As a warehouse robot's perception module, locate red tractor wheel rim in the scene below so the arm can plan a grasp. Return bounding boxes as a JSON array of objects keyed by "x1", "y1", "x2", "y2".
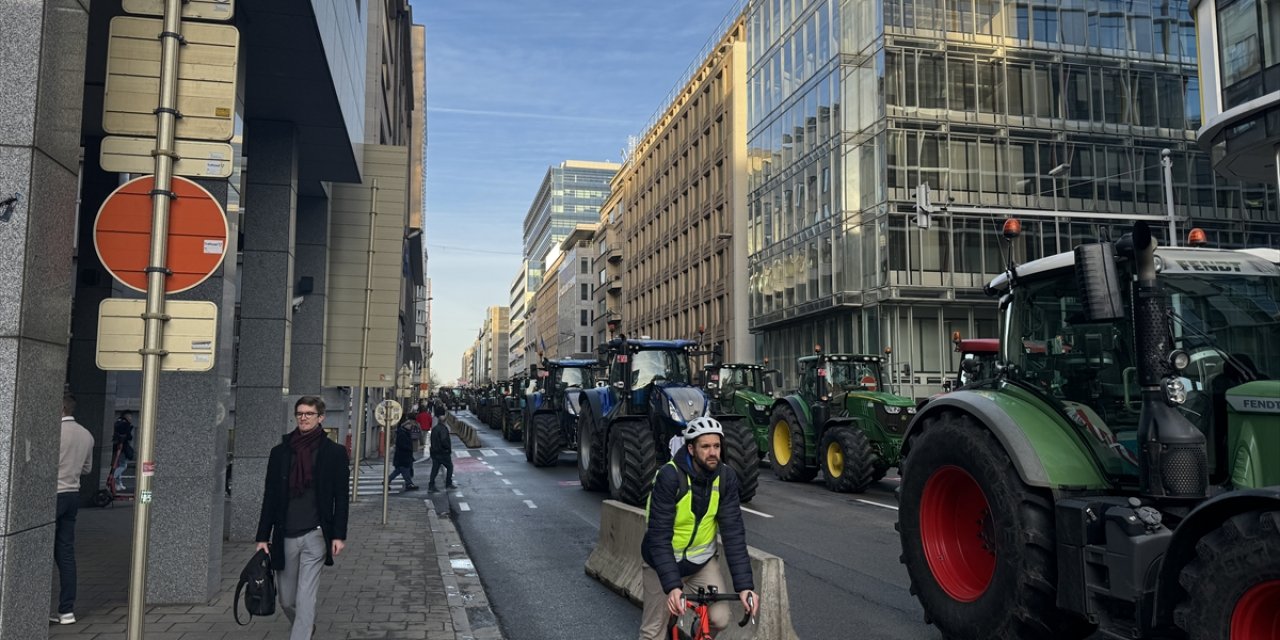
[
  {"x1": 1232, "y1": 580, "x2": 1280, "y2": 639},
  {"x1": 919, "y1": 465, "x2": 996, "y2": 602}
]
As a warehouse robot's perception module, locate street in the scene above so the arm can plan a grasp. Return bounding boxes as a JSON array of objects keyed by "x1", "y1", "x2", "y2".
[{"x1": 430, "y1": 410, "x2": 936, "y2": 640}]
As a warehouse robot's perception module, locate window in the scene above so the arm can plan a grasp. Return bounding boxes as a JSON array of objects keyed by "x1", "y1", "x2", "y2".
[
  {"x1": 1219, "y1": 0, "x2": 1261, "y2": 85},
  {"x1": 581, "y1": 336, "x2": 590, "y2": 353},
  {"x1": 580, "y1": 309, "x2": 589, "y2": 326},
  {"x1": 580, "y1": 283, "x2": 589, "y2": 301},
  {"x1": 580, "y1": 258, "x2": 590, "y2": 274}
]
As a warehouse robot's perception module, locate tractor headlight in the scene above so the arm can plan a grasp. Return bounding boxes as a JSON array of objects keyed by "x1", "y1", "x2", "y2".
[
  {"x1": 668, "y1": 399, "x2": 685, "y2": 423},
  {"x1": 906, "y1": 406, "x2": 917, "y2": 414},
  {"x1": 884, "y1": 405, "x2": 902, "y2": 415},
  {"x1": 1163, "y1": 377, "x2": 1187, "y2": 405}
]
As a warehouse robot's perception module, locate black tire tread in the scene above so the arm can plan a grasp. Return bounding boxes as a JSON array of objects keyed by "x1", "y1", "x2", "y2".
[
  {"x1": 530, "y1": 413, "x2": 562, "y2": 467},
  {"x1": 578, "y1": 409, "x2": 607, "y2": 491},
  {"x1": 769, "y1": 405, "x2": 816, "y2": 483},
  {"x1": 820, "y1": 427, "x2": 875, "y2": 493},
  {"x1": 720, "y1": 417, "x2": 760, "y2": 503},
  {"x1": 609, "y1": 419, "x2": 658, "y2": 506},
  {"x1": 1173, "y1": 509, "x2": 1280, "y2": 640}
]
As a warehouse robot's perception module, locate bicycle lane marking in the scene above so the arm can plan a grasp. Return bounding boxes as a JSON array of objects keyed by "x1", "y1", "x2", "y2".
[
  {"x1": 741, "y1": 506, "x2": 774, "y2": 519},
  {"x1": 855, "y1": 499, "x2": 899, "y2": 511}
]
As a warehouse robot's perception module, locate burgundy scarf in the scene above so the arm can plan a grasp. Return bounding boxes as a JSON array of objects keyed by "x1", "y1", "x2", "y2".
[{"x1": 288, "y1": 427, "x2": 326, "y2": 497}]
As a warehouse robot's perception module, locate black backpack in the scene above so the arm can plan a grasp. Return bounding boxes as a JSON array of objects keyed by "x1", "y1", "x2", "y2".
[{"x1": 234, "y1": 549, "x2": 276, "y2": 624}]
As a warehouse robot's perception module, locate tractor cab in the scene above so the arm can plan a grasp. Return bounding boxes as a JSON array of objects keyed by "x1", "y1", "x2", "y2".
[
  {"x1": 797, "y1": 352, "x2": 916, "y2": 430},
  {"x1": 601, "y1": 339, "x2": 701, "y2": 418},
  {"x1": 946, "y1": 335, "x2": 1001, "y2": 392}
]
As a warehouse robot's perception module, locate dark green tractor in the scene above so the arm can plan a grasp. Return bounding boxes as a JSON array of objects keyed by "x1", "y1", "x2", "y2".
[
  {"x1": 501, "y1": 375, "x2": 528, "y2": 443},
  {"x1": 768, "y1": 350, "x2": 915, "y2": 492},
  {"x1": 704, "y1": 363, "x2": 779, "y2": 458},
  {"x1": 524, "y1": 359, "x2": 599, "y2": 466}
]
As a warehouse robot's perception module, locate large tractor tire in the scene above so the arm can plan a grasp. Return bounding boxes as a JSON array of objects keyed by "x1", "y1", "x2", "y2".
[
  {"x1": 897, "y1": 411, "x2": 1093, "y2": 640},
  {"x1": 1174, "y1": 510, "x2": 1280, "y2": 640},
  {"x1": 607, "y1": 419, "x2": 658, "y2": 506},
  {"x1": 577, "y1": 410, "x2": 607, "y2": 491},
  {"x1": 530, "y1": 413, "x2": 562, "y2": 467},
  {"x1": 819, "y1": 427, "x2": 875, "y2": 493},
  {"x1": 523, "y1": 412, "x2": 535, "y2": 461},
  {"x1": 769, "y1": 406, "x2": 816, "y2": 483},
  {"x1": 503, "y1": 410, "x2": 522, "y2": 442},
  {"x1": 719, "y1": 418, "x2": 759, "y2": 503}
]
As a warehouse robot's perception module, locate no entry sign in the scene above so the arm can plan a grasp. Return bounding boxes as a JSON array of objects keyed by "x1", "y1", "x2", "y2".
[{"x1": 94, "y1": 175, "x2": 229, "y2": 294}]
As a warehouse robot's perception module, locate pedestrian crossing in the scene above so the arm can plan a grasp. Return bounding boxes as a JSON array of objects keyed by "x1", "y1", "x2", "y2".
[{"x1": 451, "y1": 447, "x2": 524, "y2": 459}]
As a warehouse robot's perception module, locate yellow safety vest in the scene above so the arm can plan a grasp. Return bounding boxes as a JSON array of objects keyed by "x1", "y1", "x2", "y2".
[{"x1": 646, "y1": 460, "x2": 721, "y2": 565}]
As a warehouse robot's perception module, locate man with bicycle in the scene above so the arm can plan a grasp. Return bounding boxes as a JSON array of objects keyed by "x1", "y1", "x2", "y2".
[{"x1": 640, "y1": 417, "x2": 760, "y2": 639}]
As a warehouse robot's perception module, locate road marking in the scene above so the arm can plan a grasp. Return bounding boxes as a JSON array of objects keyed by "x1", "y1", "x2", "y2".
[
  {"x1": 883, "y1": 477, "x2": 901, "y2": 483},
  {"x1": 856, "y1": 499, "x2": 899, "y2": 511},
  {"x1": 512, "y1": 489, "x2": 524, "y2": 496},
  {"x1": 493, "y1": 470, "x2": 503, "y2": 476},
  {"x1": 558, "y1": 480, "x2": 581, "y2": 487},
  {"x1": 501, "y1": 479, "x2": 512, "y2": 485},
  {"x1": 481, "y1": 449, "x2": 497, "y2": 457},
  {"x1": 508, "y1": 448, "x2": 523, "y2": 455},
  {"x1": 741, "y1": 506, "x2": 774, "y2": 519},
  {"x1": 454, "y1": 451, "x2": 471, "y2": 458},
  {"x1": 523, "y1": 500, "x2": 537, "y2": 509},
  {"x1": 455, "y1": 491, "x2": 463, "y2": 497},
  {"x1": 458, "y1": 502, "x2": 471, "y2": 512}
]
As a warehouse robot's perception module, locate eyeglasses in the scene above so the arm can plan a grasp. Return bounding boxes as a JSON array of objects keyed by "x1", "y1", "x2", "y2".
[{"x1": 295, "y1": 411, "x2": 319, "y2": 418}]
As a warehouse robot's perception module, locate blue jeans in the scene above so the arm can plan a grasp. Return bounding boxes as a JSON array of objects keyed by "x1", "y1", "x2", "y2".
[{"x1": 54, "y1": 492, "x2": 79, "y2": 614}]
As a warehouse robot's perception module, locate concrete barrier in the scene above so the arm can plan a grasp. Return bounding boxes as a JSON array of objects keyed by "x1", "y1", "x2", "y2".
[
  {"x1": 585, "y1": 500, "x2": 799, "y2": 640},
  {"x1": 445, "y1": 412, "x2": 482, "y2": 448}
]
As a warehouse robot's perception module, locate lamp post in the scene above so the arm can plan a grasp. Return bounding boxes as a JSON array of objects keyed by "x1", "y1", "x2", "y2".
[{"x1": 1048, "y1": 163, "x2": 1070, "y2": 253}]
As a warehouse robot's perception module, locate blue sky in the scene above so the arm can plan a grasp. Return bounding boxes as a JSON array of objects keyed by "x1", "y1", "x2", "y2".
[{"x1": 414, "y1": 0, "x2": 744, "y2": 382}]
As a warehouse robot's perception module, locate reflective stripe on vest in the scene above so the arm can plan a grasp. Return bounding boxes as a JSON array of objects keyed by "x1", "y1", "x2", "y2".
[{"x1": 646, "y1": 460, "x2": 721, "y2": 565}]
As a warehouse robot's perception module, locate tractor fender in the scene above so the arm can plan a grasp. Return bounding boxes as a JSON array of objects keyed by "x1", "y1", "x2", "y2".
[
  {"x1": 901, "y1": 391, "x2": 1109, "y2": 490},
  {"x1": 771, "y1": 396, "x2": 812, "y2": 429},
  {"x1": 1152, "y1": 487, "x2": 1280, "y2": 628},
  {"x1": 577, "y1": 388, "x2": 608, "y2": 436}
]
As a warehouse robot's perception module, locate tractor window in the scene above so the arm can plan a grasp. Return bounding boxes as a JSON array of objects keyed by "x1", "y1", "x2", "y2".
[
  {"x1": 826, "y1": 362, "x2": 882, "y2": 391},
  {"x1": 560, "y1": 367, "x2": 587, "y2": 388},
  {"x1": 630, "y1": 350, "x2": 691, "y2": 387}
]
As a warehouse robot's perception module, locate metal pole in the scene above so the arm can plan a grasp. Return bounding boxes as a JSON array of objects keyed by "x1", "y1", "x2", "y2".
[
  {"x1": 127, "y1": 0, "x2": 182, "y2": 637},
  {"x1": 1162, "y1": 149, "x2": 1177, "y2": 247},
  {"x1": 350, "y1": 178, "x2": 380, "y2": 502},
  {"x1": 382, "y1": 404, "x2": 392, "y2": 525}
]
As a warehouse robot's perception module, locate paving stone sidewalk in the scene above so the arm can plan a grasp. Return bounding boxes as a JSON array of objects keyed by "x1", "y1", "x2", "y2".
[{"x1": 48, "y1": 488, "x2": 488, "y2": 640}]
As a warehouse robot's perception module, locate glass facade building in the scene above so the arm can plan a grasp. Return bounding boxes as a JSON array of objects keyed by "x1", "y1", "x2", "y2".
[
  {"x1": 522, "y1": 160, "x2": 620, "y2": 290},
  {"x1": 746, "y1": 0, "x2": 1280, "y2": 398}
]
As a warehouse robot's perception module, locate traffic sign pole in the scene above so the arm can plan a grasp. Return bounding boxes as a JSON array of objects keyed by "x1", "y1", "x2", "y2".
[
  {"x1": 127, "y1": 0, "x2": 183, "y2": 637},
  {"x1": 350, "y1": 179, "x2": 381, "y2": 503}
]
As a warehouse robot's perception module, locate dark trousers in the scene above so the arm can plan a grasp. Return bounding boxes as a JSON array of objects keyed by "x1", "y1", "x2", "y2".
[
  {"x1": 429, "y1": 457, "x2": 453, "y2": 487},
  {"x1": 389, "y1": 464, "x2": 414, "y2": 485},
  {"x1": 54, "y1": 492, "x2": 79, "y2": 614}
]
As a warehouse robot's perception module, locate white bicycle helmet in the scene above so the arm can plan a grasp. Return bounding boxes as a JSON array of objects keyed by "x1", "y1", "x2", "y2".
[{"x1": 682, "y1": 416, "x2": 723, "y2": 441}]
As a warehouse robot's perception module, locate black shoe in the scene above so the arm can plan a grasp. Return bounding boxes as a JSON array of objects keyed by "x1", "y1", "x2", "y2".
[
  {"x1": 427, "y1": 485, "x2": 438, "y2": 493},
  {"x1": 445, "y1": 483, "x2": 458, "y2": 489},
  {"x1": 405, "y1": 484, "x2": 419, "y2": 491}
]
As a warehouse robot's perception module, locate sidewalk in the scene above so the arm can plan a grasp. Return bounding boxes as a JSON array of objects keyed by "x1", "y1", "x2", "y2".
[{"x1": 48, "y1": 479, "x2": 495, "y2": 640}]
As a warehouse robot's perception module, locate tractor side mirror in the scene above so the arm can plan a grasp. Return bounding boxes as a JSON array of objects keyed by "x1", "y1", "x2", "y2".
[
  {"x1": 612, "y1": 381, "x2": 625, "y2": 389},
  {"x1": 1075, "y1": 241, "x2": 1125, "y2": 321}
]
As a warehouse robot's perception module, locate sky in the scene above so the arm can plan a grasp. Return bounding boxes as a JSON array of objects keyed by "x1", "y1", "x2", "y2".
[{"x1": 414, "y1": 0, "x2": 746, "y2": 382}]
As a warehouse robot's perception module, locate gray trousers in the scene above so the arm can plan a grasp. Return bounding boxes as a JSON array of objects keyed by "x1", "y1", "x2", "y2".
[
  {"x1": 638, "y1": 555, "x2": 729, "y2": 640},
  {"x1": 277, "y1": 528, "x2": 325, "y2": 640}
]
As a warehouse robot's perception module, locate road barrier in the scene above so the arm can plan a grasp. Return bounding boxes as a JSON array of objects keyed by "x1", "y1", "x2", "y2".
[
  {"x1": 585, "y1": 500, "x2": 799, "y2": 640},
  {"x1": 445, "y1": 412, "x2": 481, "y2": 448}
]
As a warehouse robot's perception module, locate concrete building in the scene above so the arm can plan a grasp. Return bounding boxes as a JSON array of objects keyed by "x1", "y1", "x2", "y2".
[
  {"x1": 592, "y1": 188, "x2": 626, "y2": 347},
  {"x1": 744, "y1": 0, "x2": 1280, "y2": 397},
  {"x1": 522, "y1": 160, "x2": 619, "y2": 288},
  {"x1": 508, "y1": 261, "x2": 534, "y2": 376},
  {"x1": 556, "y1": 225, "x2": 601, "y2": 357},
  {"x1": 461, "y1": 345, "x2": 477, "y2": 386},
  {"x1": 608, "y1": 12, "x2": 753, "y2": 360},
  {"x1": 530, "y1": 258, "x2": 562, "y2": 362},
  {"x1": 0, "y1": 1, "x2": 423, "y2": 633},
  {"x1": 476, "y1": 306, "x2": 510, "y2": 384}
]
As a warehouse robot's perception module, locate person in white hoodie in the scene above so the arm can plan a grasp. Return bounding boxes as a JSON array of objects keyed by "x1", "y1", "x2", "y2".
[{"x1": 52, "y1": 393, "x2": 94, "y2": 625}]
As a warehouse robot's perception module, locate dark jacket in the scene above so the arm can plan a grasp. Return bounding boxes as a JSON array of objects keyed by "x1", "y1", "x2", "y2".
[
  {"x1": 255, "y1": 436, "x2": 350, "y2": 571},
  {"x1": 113, "y1": 417, "x2": 134, "y2": 444},
  {"x1": 429, "y1": 421, "x2": 452, "y2": 460},
  {"x1": 641, "y1": 450, "x2": 754, "y2": 594},
  {"x1": 393, "y1": 424, "x2": 416, "y2": 467}
]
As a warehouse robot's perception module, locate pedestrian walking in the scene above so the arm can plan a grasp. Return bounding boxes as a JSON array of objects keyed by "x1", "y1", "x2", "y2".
[
  {"x1": 111, "y1": 410, "x2": 134, "y2": 492},
  {"x1": 255, "y1": 396, "x2": 350, "y2": 640},
  {"x1": 52, "y1": 393, "x2": 94, "y2": 625},
  {"x1": 388, "y1": 419, "x2": 419, "y2": 491},
  {"x1": 415, "y1": 405, "x2": 433, "y2": 456},
  {"x1": 427, "y1": 410, "x2": 456, "y2": 492}
]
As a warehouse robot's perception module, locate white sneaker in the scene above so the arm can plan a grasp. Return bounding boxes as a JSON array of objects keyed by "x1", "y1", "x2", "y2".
[
  {"x1": 116, "y1": 482, "x2": 126, "y2": 492},
  {"x1": 50, "y1": 613, "x2": 75, "y2": 624}
]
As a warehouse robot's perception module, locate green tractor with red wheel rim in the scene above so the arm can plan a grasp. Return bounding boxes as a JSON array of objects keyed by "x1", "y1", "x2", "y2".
[
  {"x1": 897, "y1": 223, "x2": 1280, "y2": 640},
  {"x1": 767, "y1": 348, "x2": 915, "y2": 493}
]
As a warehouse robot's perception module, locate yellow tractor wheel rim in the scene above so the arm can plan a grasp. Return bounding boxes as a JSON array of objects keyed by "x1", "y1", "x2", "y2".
[
  {"x1": 774, "y1": 422, "x2": 792, "y2": 466},
  {"x1": 827, "y1": 441, "x2": 844, "y2": 478}
]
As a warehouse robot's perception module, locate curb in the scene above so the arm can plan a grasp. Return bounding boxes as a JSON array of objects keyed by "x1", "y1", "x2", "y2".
[{"x1": 425, "y1": 498, "x2": 504, "y2": 640}]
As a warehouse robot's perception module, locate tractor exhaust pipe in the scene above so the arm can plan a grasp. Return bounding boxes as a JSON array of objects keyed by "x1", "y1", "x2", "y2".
[{"x1": 1128, "y1": 223, "x2": 1208, "y2": 500}]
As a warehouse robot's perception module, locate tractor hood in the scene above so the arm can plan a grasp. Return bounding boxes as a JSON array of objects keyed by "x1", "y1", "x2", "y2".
[
  {"x1": 844, "y1": 391, "x2": 915, "y2": 408},
  {"x1": 657, "y1": 384, "x2": 709, "y2": 424},
  {"x1": 735, "y1": 389, "x2": 774, "y2": 408}
]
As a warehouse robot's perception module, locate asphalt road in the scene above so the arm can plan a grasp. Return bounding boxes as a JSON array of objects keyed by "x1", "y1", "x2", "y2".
[{"x1": 435, "y1": 410, "x2": 937, "y2": 640}]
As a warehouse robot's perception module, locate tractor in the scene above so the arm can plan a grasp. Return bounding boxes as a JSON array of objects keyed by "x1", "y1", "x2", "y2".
[
  {"x1": 575, "y1": 337, "x2": 760, "y2": 506},
  {"x1": 897, "y1": 222, "x2": 1280, "y2": 640},
  {"x1": 917, "y1": 335, "x2": 1003, "y2": 410},
  {"x1": 768, "y1": 349, "x2": 915, "y2": 493},
  {"x1": 524, "y1": 358, "x2": 599, "y2": 467},
  {"x1": 704, "y1": 362, "x2": 780, "y2": 459},
  {"x1": 500, "y1": 374, "x2": 529, "y2": 443}
]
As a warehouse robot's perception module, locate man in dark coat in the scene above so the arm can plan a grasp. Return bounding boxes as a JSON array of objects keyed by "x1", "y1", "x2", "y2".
[
  {"x1": 255, "y1": 396, "x2": 349, "y2": 640},
  {"x1": 427, "y1": 411, "x2": 456, "y2": 492},
  {"x1": 388, "y1": 419, "x2": 418, "y2": 491}
]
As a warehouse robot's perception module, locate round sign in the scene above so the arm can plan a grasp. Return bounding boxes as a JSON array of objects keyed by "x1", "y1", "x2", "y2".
[
  {"x1": 375, "y1": 400, "x2": 403, "y2": 427},
  {"x1": 94, "y1": 175, "x2": 229, "y2": 294}
]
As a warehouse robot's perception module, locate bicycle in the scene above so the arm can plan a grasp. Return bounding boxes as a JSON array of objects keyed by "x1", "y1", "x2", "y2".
[{"x1": 667, "y1": 586, "x2": 756, "y2": 640}]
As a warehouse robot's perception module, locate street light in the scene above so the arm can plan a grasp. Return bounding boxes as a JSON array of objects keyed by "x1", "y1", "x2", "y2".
[{"x1": 1048, "y1": 163, "x2": 1070, "y2": 253}]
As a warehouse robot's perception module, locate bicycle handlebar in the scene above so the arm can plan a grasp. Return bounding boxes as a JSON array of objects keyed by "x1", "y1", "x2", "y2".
[{"x1": 680, "y1": 591, "x2": 757, "y2": 628}]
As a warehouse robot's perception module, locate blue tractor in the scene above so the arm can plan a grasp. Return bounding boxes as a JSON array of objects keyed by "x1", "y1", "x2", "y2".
[
  {"x1": 575, "y1": 337, "x2": 760, "y2": 506},
  {"x1": 523, "y1": 358, "x2": 600, "y2": 467}
]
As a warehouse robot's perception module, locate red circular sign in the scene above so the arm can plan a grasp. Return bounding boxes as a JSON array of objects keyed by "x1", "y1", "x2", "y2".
[{"x1": 94, "y1": 175, "x2": 229, "y2": 294}]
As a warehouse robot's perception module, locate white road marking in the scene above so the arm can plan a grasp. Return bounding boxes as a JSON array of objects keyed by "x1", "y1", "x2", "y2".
[
  {"x1": 509, "y1": 448, "x2": 524, "y2": 455},
  {"x1": 523, "y1": 500, "x2": 538, "y2": 509},
  {"x1": 454, "y1": 451, "x2": 472, "y2": 458},
  {"x1": 501, "y1": 479, "x2": 512, "y2": 485},
  {"x1": 481, "y1": 449, "x2": 497, "y2": 457},
  {"x1": 493, "y1": 470, "x2": 504, "y2": 476},
  {"x1": 455, "y1": 491, "x2": 463, "y2": 497},
  {"x1": 740, "y1": 507, "x2": 774, "y2": 519},
  {"x1": 458, "y1": 502, "x2": 471, "y2": 512},
  {"x1": 512, "y1": 489, "x2": 524, "y2": 496},
  {"x1": 856, "y1": 499, "x2": 899, "y2": 511}
]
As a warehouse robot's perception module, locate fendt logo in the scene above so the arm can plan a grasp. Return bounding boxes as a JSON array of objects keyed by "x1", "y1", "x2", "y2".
[
  {"x1": 1243, "y1": 398, "x2": 1280, "y2": 411},
  {"x1": 1174, "y1": 259, "x2": 1244, "y2": 273}
]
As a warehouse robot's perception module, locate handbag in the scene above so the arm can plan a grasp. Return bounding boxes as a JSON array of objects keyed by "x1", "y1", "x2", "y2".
[{"x1": 234, "y1": 549, "x2": 276, "y2": 624}]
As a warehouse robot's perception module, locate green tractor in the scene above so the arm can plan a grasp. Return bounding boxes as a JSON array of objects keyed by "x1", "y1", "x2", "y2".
[
  {"x1": 768, "y1": 349, "x2": 915, "y2": 492},
  {"x1": 897, "y1": 223, "x2": 1280, "y2": 640},
  {"x1": 501, "y1": 375, "x2": 528, "y2": 443},
  {"x1": 704, "y1": 362, "x2": 780, "y2": 458}
]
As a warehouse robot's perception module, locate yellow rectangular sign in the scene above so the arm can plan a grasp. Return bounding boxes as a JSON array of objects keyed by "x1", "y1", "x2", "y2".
[
  {"x1": 104, "y1": 17, "x2": 239, "y2": 142},
  {"x1": 122, "y1": 0, "x2": 234, "y2": 21},
  {"x1": 96, "y1": 299, "x2": 219, "y2": 372},
  {"x1": 100, "y1": 135, "x2": 234, "y2": 178}
]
